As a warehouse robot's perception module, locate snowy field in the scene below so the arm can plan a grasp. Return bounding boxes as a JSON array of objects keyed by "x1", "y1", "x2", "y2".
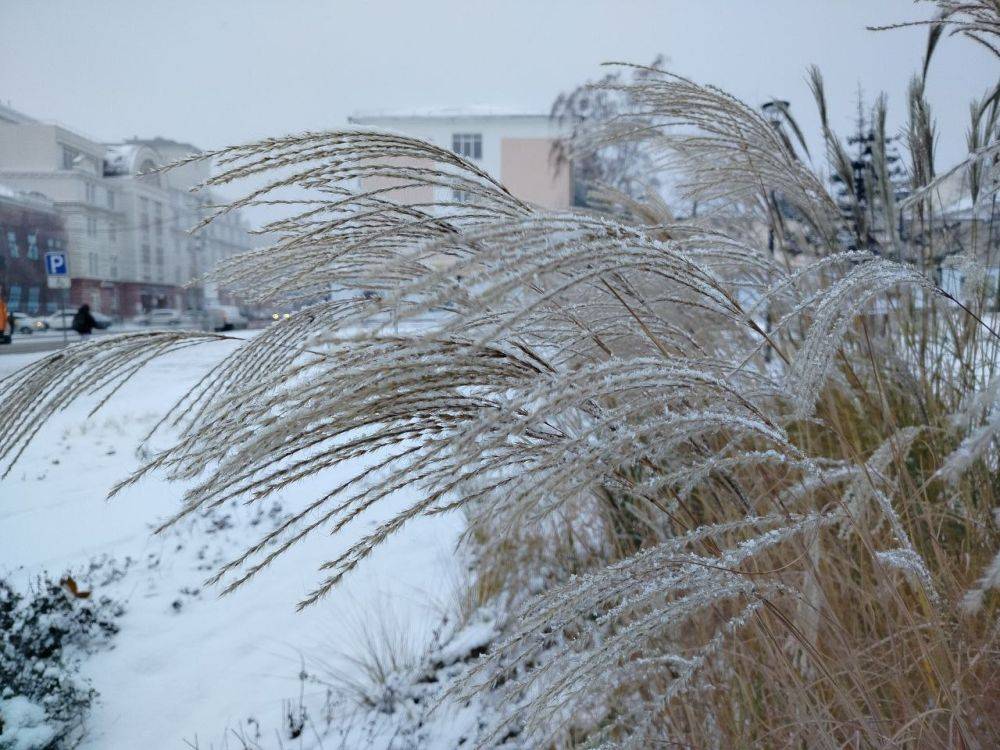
[{"x1": 0, "y1": 336, "x2": 467, "y2": 749}]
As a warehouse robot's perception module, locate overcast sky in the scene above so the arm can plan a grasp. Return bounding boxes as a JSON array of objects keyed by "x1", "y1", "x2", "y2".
[{"x1": 0, "y1": 1, "x2": 993, "y2": 225}]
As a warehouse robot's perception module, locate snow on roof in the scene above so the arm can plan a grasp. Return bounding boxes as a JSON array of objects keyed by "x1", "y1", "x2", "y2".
[
  {"x1": 0, "y1": 183, "x2": 56, "y2": 210},
  {"x1": 0, "y1": 101, "x2": 37, "y2": 125},
  {"x1": 128, "y1": 136, "x2": 201, "y2": 153},
  {"x1": 935, "y1": 171, "x2": 997, "y2": 221},
  {"x1": 103, "y1": 144, "x2": 142, "y2": 176},
  {"x1": 944, "y1": 192, "x2": 998, "y2": 221},
  {"x1": 350, "y1": 104, "x2": 549, "y2": 121}
]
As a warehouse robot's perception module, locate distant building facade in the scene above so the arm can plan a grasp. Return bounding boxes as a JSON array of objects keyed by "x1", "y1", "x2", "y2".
[
  {"x1": 103, "y1": 138, "x2": 251, "y2": 313},
  {"x1": 0, "y1": 184, "x2": 67, "y2": 315},
  {"x1": 348, "y1": 107, "x2": 572, "y2": 209},
  {"x1": 0, "y1": 103, "x2": 254, "y2": 317},
  {"x1": 0, "y1": 102, "x2": 123, "y2": 313}
]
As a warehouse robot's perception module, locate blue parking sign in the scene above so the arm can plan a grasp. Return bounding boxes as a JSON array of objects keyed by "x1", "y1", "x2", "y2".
[{"x1": 45, "y1": 251, "x2": 68, "y2": 276}]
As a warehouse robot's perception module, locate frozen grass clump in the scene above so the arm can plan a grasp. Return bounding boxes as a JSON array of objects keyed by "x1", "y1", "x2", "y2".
[{"x1": 3, "y1": 3, "x2": 1000, "y2": 746}]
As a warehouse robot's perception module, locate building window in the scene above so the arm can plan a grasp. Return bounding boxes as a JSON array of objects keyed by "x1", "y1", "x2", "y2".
[
  {"x1": 26, "y1": 232, "x2": 38, "y2": 260},
  {"x1": 7, "y1": 230, "x2": 18, "y2": 257},
  {"x1": 27, "y1": 286, "x2": 40, "y2": 314},
  {"x1": 85, "y1": 182, "x2": 96, "y2": 203},
  {"x1": 451, "y1": 189, "x2": 475, "y2": 204},
  {"x1": 452, "y1": 133, "x2": 482, "y2": 159},
  {"x1": 141, "y1": 243, "x2": 151, "y2": 263},
  {"x1": 106, "y1": 189, "x2": 115, "y2": 209},
  {"x1": 154, "y1": 203, "x2": 162, "y2": 237},
  {"x1": 109, "y1": 221, "x2": 117, "y2": 242},
  {"x1": 87, "y1": 217, "x2": 97, "y2": 236},
  {"x1": 8, "y1": 284, "x2": 21, "y2": 309},
  {"x1": 110, "y1": 254, "x2": 119, "y2": 279},
  {"x1": 155, "y1": 245, "x2": 164, "y2": 266},
  {"x1": 62, "y1": 146, "x2": 79, "y2": 170},
  {"x1": 89, "y1": 252, "x2": 99, "y2": 276}
]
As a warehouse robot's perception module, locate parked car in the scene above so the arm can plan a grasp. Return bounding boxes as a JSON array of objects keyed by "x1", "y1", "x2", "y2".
[
  {"x1": 11, "y1": 313, "x2": 48, "y2": 334},
  {"x1": 207, "y1": 305, "x2": 248, "y2": 332},
  {"x1": 43, "y1": 308, "x2": 112, "y2": 331},
  {"x1": 43, "y1": 309, "x2": 78, "y2": 330},
  {"x1": 146, "y1": 309, "x2": 183, "y2": 327},
  {"x1": 91, "y1": 311, "x2": 112, "y2": 330}
]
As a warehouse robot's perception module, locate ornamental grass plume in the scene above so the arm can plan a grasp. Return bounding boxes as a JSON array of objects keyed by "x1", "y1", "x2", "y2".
[{"x1": 3, "y1": 3, "x2": 1000, "y2": 746}]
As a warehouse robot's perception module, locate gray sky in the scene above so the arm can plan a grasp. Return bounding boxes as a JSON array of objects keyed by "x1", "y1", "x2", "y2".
[{"x1": 0, "y1": 0, "x2": 994, "y2": 225}]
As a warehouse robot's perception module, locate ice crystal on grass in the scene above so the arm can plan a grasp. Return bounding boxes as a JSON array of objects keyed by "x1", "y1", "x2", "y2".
[
  {"x1": 875, "y1": 547, "x2": 940, "y2": 604},
  {"x1": 788, "y1": 260, "x2": 936, "y2": 417},
  {"x1": 4, "y1": 5, "x2": 1000, "y2": 746},
  {"x1": 960, "y1": 546, "x2": 1000, "y2": 614}
]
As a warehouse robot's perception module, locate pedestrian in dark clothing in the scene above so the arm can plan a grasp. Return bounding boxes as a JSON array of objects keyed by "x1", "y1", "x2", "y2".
[{"x1": 72, "y1": 304, "x2": 98, "y2": 336}]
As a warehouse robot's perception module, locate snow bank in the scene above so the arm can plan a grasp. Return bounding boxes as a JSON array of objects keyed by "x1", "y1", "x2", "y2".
[{"x1": 0, "y1": 339, "x2": 466, "y2": 749}]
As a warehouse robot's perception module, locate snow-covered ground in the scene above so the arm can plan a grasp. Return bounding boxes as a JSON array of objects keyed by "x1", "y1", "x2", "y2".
[{"x1": 0, "y1": 337, "x2": 467, "y2": 749}]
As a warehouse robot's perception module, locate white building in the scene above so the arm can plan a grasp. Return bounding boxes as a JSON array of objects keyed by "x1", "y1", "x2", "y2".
[
  {"x1": 347, "y1": 107, "x2": 572, "y2": 209},
  {"x1": 104, "y1": 138, "x2": 252, "y2": 311},
  {"x1": 0, "y1": 103, "x2": 255, "y2": 316},
  {"x1": 0, "y1": 102, "x2": 124, "y2": 311}
]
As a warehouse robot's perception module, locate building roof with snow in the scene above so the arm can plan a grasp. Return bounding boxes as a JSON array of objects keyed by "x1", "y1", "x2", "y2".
[
  {"x1": 349, "y1": 105, "x2": 549, "y2": 123},
  {"x1": 0, "y1": 102, "x2": 37, "y2": 126},
  {"x1": 126, "y1": 136, "x2": 200, "y2": 153},
  {"x1": 0, "y1": 181, "x2": 57, "y2": 212},
  {"x1": 103, "y1": 144, "x2": 146, "y2": 177}
]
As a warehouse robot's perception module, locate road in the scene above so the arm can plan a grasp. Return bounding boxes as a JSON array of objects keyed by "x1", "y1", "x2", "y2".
[
  {"x1": 0, "y1": 330, "x2": 118, "y2": 355},
  {"x1": 1, "y1": 325, "x2": 265, "y2": 358}
]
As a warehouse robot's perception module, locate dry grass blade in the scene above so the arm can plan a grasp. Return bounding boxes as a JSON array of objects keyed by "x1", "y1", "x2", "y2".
[{"x1": 4, "y1": 6, "x2": 1000, "y2": 745}]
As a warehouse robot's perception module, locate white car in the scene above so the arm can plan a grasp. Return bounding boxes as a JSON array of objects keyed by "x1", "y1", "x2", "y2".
[
  {"x1": 146, "y1": 309, "x2": 183, "y2": 327},
  {"x1": 43, "y1": 308, "x2": 113, "y2": 331},
  {"x1": 43, "y1": 309, "x2": 78, "y2": 330},
  {"x1": 10, "y1": 313, "x2": 48, "y2": 334},
  {"x1": 91, "y1": 311, "x2": 113, "y2": 329}
]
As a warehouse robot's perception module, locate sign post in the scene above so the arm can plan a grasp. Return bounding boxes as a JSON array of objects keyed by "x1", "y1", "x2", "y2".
[{"x1": 45, "y1": 251, "x2": 70, "y2": 347}]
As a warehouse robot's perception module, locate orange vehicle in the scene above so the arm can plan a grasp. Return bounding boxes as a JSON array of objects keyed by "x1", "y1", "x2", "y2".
[{"x1": 0, "y1": 295, "x2": 10, "y2": 344}]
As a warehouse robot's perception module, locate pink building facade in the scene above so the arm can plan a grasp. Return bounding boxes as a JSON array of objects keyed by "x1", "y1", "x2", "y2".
[{"x1": 348, "y1": 108, "x2": 572, "y2": 210}]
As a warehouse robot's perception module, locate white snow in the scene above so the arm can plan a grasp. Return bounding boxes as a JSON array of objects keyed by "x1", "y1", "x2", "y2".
[
  {"x1": 434, "y1": 614, "x2": 497, "y2": 667},
  {"x1": 0, "y1": 337, "x2": 466, "y2": 748},
  {"x1": 0, "y1": 184, "x2": 53, "y2": 210},
  {"x1": 0, "y1": 696, "x2": 56, "y2": 750},
  {"x1": 101, "y1": 144, "x2": 141, "y2": 177}
]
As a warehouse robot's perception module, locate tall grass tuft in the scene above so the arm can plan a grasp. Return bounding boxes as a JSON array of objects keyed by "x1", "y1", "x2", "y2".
[{"x1": 3, "y1": 5, "x2": 1000, "y2": 747}]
